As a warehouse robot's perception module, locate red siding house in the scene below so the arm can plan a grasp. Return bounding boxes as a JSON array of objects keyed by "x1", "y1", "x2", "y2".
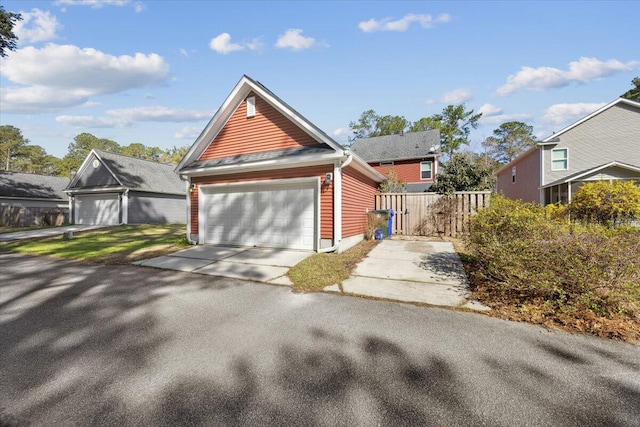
[
  {"x1": 350, "y1": 130, "x2": 440, "y2": 192},
  {"x1": 175, "y1": 75, "x2": 383, "y2": 252}
]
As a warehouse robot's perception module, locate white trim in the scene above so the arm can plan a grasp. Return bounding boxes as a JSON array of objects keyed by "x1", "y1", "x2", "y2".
[
  {"x1": 198, "y1": 177, "x2": 320, "y2": 250},
  {"x1": 121, "y1": 189, "x2": 129, "y2": 224},
  {"x1": 541, "y1": 98, "x2": 640, "y2": 143},
  {"x1": 542, "y1": 161, "x2": 640, "y2": 188},
  {"x1": 333, "y1": 161, "x2": 342, "y2": 249},
  {"x1": 65, "y1": 187, "x2": 127, "y2": 194},
  {"x1": 185, "y1": 178, "x2": 193, "y2": 243},
  {"x1": 550, "y1": 147, "x2": 568, "y2": 171}
]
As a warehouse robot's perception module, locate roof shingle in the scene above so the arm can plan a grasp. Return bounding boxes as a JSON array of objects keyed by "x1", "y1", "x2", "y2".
[
  {"x1": 0, "y1": 171, "x2": 69, "y2": 200},
  {"x1": 350, "y1": 130, "x2": 440, "y2": 163}
]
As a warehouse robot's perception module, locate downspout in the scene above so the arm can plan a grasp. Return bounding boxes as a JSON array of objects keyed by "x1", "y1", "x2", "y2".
[
  {"x1": 318, "y1": 152, "x2": 353, "y2": 253},
  {"x1": 181, "y1": 175, "x2": 196, "y2": 244}
]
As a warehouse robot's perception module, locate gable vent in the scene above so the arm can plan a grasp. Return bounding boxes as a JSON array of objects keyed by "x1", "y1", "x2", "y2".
[{"x1": 246, "y1": 96, "x2": 256, "y2": 117}]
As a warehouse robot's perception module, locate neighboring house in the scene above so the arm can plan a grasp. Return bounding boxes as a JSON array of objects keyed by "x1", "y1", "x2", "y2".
[
  {"x1": 496, "y1": 98, "x2": 640, "y2": 204},
  {"x1": 65, "y1": 149, "x2": 186, "y2": 225},
  {"x1": 350, "y1": 130, "x2": 440, "y2": 192},
  {"x1": 0, "y1": 171, "x2": 70, "y2": 226},
  {"x1": 175, "y1": 75, "x2": 384, "y2": 252}
]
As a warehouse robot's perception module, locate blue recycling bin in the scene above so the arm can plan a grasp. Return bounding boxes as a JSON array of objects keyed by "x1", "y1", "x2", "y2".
[
  {"x1": 373, "y1": 209, "x2": 394, "y2": 239},
  {"x1": 388, "y1": 209, "x2": 395, "y2": 237}
]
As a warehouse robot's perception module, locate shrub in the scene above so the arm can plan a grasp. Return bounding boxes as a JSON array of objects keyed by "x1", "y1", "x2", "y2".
[
  {"x1": 570, "y1": 180, "x2": 640, "y2": 225},
  {"x1": 466, "y1": 195, "x2": 640, "y2": 329},
  {"x1": 379, "y1": 170, "x2": 406, "y2": 193}
]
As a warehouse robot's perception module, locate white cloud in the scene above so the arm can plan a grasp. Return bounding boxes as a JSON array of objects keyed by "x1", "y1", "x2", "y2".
[
  {"x1": 56, "y1": 106, "x2": 213, "y2": 128},
  {"x1": 209, "y1": 33, "x2": 245, "y2": 54},
  {"x1": 332, "y1": 128, "x2": 350, "y2": 138},
  {"x1": 54, "y1": 0, "x2": 130, "y2": 8},
  {"x1": 542, "y1": 102, "x2": 606, "y2": 125},
  {"x1": 134, "y1": 2, "x2": 145, "y2": 12},
  {"x1": 426, "y1": 87, "x2": 473, "y2": 104},
  {"x1": 174, "y1": 126, "x2": 203, "y2": 140},
  {"x1": 275, "y1": 29, "x2": 317, "y2": 51},
  {"x1": 246, "y1": 37, "x2": 265, "y2": 52},
  {"x1": 13, "y1": 9, "x2": 62, "y2": 43},
  {"x1": 477, "y1": 103, "x2": 532, "y2": 125},
  {"x1": 358, "y1": 13, "x2": 450, "y2": 33},
  {"x1": 0, "y1": 43, "x2": 169, "y2": 113},
  {"x1": 497, "y1": 57, "x2": 640, "y2": 96}
]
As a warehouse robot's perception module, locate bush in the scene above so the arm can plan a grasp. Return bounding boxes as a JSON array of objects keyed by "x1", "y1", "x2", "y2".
[
  {"x1": 379, "y1": 170, "x2": 406, "y2": 193},
  {"x1": 570, "y1": 181, "x2": 640, "y2": 225},
  {"x1": 466, "y1": 195, "x2": 640, "y2": 333}
]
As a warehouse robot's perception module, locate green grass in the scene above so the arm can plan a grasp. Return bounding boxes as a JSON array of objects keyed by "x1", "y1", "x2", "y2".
[
  {"x1": 0, "y1": 224, "x2": 189, "y2": 264},
  {"x1": 288, "y1": 240, "x2": 378, "y2": 292}
]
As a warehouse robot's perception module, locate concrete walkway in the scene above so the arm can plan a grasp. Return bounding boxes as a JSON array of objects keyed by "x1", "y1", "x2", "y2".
[
  {"x1": 134, "y1": 245, "x2": 312, "y2": 285},
  {"x1": 325, "y1": 239, "x2": 489, "y2": 311},
  {"x1": 0, "y1": 225, "x2": 107, "y2": 242}
]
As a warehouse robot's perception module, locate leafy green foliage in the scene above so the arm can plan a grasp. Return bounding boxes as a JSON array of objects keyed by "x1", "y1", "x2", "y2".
[
  {"x1": 621, "y1": 76, "x2": 640, "y2": 101},
  {"x1": 0, "y1": 5, "x2": 21, "y2": 58},
  {"x1": 0, "y1": 125, "x2": 29, "y2": 170},
  {"x1": 349, "y1": 109, "x2": 410, "y2": 141},
  {"x1": 466, "y1": 195, "x2": 640, "y2": 340},
  {"x1": 431, "y1": 152, "x2": 496, "y2": 193},
  {"x1": 570, "y1": 181, "x2": 640, "y2": 225},
  {"x1": 419, "y1": 104, "x2": 482, "y2": 157},
  {"x1": 379, "y1": 169, "x2": 406, "y2": 193},
  {"x1": 482, "y1": 121, "x2": 537, "y2": 164},
  {"x1": 11, "y1": 144, "x2": 61, "y2": 175}
]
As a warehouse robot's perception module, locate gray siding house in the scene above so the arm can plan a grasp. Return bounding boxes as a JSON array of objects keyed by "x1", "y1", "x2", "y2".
[
  {"x1": 65, "y1": 149, "x2": 186, "y2": 225},
  {"x1": 0, "y1": 171, "x2": 70, "y2": 226},
  {"x1": 496, "y1": 98, "x2": 640, "y2": 204}
]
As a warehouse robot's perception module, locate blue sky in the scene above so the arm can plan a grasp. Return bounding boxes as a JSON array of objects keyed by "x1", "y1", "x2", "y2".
[{"x1": 1, "y1": 0, "x2": 638, "y2": 159}]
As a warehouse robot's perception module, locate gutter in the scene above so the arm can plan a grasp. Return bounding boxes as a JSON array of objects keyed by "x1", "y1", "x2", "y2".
[{"x1": 318, "y1": 152, "x2": 354, "y2": 253}]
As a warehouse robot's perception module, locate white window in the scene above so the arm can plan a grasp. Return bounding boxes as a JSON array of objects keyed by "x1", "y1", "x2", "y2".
[
  {"x1": 512, "y1": 166, "x2": 516, "y2": 183},
  {"x1": 551, "y1": 148, "x2": 568, "y2": 171},
  {"x1": 420, "y1": 161, "x2": 432, "y2": 180},
  {"x1": 380, "y1": 161, "x2": 394, "y2": 166}
]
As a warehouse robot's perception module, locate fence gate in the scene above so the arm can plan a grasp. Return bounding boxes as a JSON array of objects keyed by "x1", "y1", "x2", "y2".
[{"x1": 375, "y1": 191, "x2": 490, "y2": 237}]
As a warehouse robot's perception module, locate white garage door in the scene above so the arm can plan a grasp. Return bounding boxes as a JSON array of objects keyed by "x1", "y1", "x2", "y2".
[
  {"x1": 75, "y1": 193, "x2": 120, "y2": 225},
  {"x1": 202, "y1": 180, "x2": 316, "y2": 250}
]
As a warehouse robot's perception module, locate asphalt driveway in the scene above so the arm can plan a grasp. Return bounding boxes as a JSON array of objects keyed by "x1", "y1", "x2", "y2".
[{"x1": 1, "y1": 253, "x2": 639, "y2": 426}]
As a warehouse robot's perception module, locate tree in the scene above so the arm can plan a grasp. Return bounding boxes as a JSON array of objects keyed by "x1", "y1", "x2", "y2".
[
  {"x1": 431, "y1": 152, "x2": 497, "y2": 193},
  {"x1": 621, "y1": 77, "x2": 640, "y2": 101},
  {"x1": 58, "y1": 133, "x2": 121, "y2": 177},
  {"x1": 12, "y1": 145, "x2": 61, "y2": 175},
  {"x1": 416, "y1": 104, "x2": 482, "y2": 158},
  {"x1": 349, "y1": 109, "x2": 410, "y2": 141},
  {"x1": 0, "y1": 5, "x2": 21, "y2": 57},
  {"x1": 160, "y1": 145, "x2": 190, "y2": 165},
  {"x1": 0, "y1": 125, "x2": 29, "y2": 170},
  {"x1": 122, "y1": 143, "x2": 164, "y2": 161},
  {"x1": 379, "y1": 170, "x2": 407, "y2": 193},
  {"x1": 482, "y1": 121, "x2": 537, "y2": 164}
]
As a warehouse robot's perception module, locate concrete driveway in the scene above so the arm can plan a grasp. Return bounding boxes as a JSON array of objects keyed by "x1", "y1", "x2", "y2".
[
  {"x1": 326, "y1": 239, "x2": 487, "y2": 310},
  {"x1": 1, "y1": 253, "x2": 639, "y2": 426},
  {"x1": 135, "y1": 245, "x2": 312, "y2": 285},
  {"x1": 0, "y1": 224, "x2": 106, "y2": 242}
]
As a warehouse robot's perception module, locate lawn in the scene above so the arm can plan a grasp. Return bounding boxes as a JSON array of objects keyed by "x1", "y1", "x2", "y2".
[
  {"x1": 288, "y1": 240, "x2": 378, "y2": 292},
  {"x1": 0, "y1": 224, "x2": 189, "y2": 264}
]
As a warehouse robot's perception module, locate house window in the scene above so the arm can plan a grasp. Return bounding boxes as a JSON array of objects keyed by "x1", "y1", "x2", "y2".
[
  {"x1": 512, "y1": 166, "x2": 516, "y2": 183},
  {"x1": 551, "y1": 148, "x2": 568, "y2": 171},
  {"x1": 420, "y1": 161, "x2": 432, "y2": 180},
  {"x1": 380, "y1": 161, "x2": 394, "y2": 166}
]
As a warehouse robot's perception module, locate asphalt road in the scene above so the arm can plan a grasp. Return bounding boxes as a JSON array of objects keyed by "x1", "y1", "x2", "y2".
[{"x1": 1, "y1": 253, "x2": 639, "y2": 426}]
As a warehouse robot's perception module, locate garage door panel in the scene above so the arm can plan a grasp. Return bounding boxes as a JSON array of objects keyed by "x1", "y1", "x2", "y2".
[
  {"x1": 202, "y1": 181, "x2": 316, "y2": 250},
  {"x1": 76, "y1": 194, "x2": 119, "y2": 225}
]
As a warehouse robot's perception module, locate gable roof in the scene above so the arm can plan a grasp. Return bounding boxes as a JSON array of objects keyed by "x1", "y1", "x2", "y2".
[
  {"x1": 542, "y1": 160, "x2": 640, "y2": 188},
  {"x1": 66, "y1": 149, "x2": 185, "y2": 195},
  {"x1": 0, "y1": 171, "x2": 69, "y2": 200},
  {"x1": 174, "y1": 75, "x2": 382, "y2": 182},
  {"x1": 541, "y1": 97, "x2": 640, "y2": 143},
  {"x1": 349, "y1": 130, "x2": 440, "y2": 163}
]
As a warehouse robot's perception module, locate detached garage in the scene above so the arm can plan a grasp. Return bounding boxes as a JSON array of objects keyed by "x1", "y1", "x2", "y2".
[
  {"x1": 65, "y1": 149, "x2": 186, "y2": 225},
  {"x1": 176, "y1": 75, "x2": 384, "y2": 252}
]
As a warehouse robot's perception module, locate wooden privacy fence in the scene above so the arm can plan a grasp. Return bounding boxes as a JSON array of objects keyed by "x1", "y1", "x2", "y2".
[
  {"x1": 0, "y1": 206, "x2": 68, "y2": 227},
  {"x1": 375, "y1": 191, "x2": 491, "y2": 237}
]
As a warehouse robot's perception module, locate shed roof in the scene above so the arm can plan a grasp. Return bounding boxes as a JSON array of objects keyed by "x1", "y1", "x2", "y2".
[{"x1": 0, "y1": 171, "x2": 69, "y2": 200}]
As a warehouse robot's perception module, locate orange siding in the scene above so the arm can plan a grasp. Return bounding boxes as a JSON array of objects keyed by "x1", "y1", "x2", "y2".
[
  {"x1": 199, "y1": 92, "x2": 319, "y2": 161},
  {"x1": 342, "y1": 166, "x2": 379, "y2": 238},
  {"x1": 371, "y1": 158, "x2": 435, "y2": 183},
  {"x1": 191, "y1": 165, "x2": 333, "y2": 239}
]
